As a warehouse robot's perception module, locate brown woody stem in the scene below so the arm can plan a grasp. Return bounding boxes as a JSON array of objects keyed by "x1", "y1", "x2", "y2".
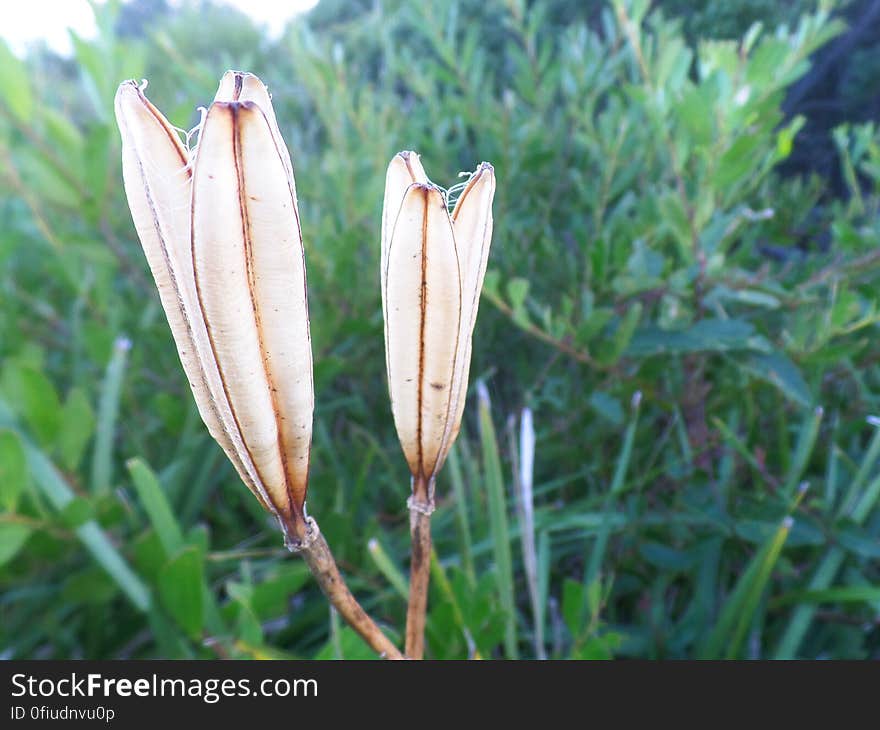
[
  {"x1": 405, "y1": 475, "x2": 434, "y2": 659},
  {"x1": 289, "y1": 516, "x2": 403, "y2": 660}
]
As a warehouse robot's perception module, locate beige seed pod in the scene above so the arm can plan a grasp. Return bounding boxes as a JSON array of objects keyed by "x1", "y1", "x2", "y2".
[
  {"x1": 381, "y1": 152, "x2": 496, "y2": 491},
  {"x1": 115, "y1": 72, "x2": 313, "y2": 544}
]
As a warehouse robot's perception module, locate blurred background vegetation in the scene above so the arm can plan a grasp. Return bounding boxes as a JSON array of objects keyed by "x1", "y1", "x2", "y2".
[{"x1": 2, "y1": 0, "x2": 879, "y2": 659}]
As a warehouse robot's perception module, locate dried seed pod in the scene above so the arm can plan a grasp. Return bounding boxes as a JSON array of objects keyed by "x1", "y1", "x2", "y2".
[
  {"x1": 381, "y1": 151, "x2": 496, "y2": 492},
  {"x1": 115, "y1": 72, "x2": 313, "y2": 544}
]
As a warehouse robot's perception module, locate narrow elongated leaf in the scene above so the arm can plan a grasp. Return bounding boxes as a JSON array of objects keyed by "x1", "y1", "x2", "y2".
[
  {"x1": 0, "y1": 429, "x2": 28, "y2": 511},
  {"x1": 0, "y1": 398, "x2": 150, "y2": 612},
  {"x1": 91, "y1": 337, "x2": 129, "y2": 495},
  {"x1": 700, "y1": 517, "x2": 792, "y2": 659},
  {"x1": 127, "y1": 458, "x2": 184, "y2": 557},
  {"x1": 741, "y1": 351, "x2": 812, "y2": 408},
  {"x1": 627, "y1": 318, "x2": 761, "y2": 357},
  {"x1": 0, "y1": 523, "x2": 32, "y2": 567},
  {"x1": 57, "y1": 387, "x2": 95, "y2": 472},
  {"x1": 477, "y1": 382, "x2": 518, "y2": 658},
  {"x1": 0, "y1": 40, "x2": 33, "y2": 122},
  {"x1": 158, "y1": 547, "x2": 204, "y2": 640}
]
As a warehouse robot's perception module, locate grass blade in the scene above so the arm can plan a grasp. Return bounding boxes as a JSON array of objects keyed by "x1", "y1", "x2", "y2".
[
  {"x1": 128, "y1": 459, "x2": 227, "y2": 639},
  {"x1": 824, "y1": 414, "x2": 840, "y2": 508},
  {"x1": 781, "y1": 406, "x2": 823, "y2": 498},
  {"x1": 771, "y1": 585, "x2": 880, "y2": 607},
  {"x1": 713, "y1": 413, "x2": 775, "y2": 487},
  {"x1": 700, "y1": 516, "x2": 792, "y2": 659},
  {"x1": 773, "y1": 547, "x2": 845, "y2": 659},
  {"x1": 91, "y1": 336, "x2": 130, "y2": 495},
  {"x1": 585, "y1": 391, "x2": 641, "y2": 588},
  {"x1": 367, "y1": 537, "x2": 409, "y2": 601},
  {"x1": 477, "y1": 381, "x2": 518, "y2": 659},
  {"x1": 775, "y1": 426, "x2": 880, "y2": 658},
  {"x1": 447, "y1": 443, "x2": 475, "y2": 585},
  {"x1": 838, "y1": 418, "x2": 880, "y2": 516},
  {"x1": 127, "y1": 457, "x2": 184, "y2": 556},
  {"x1": 0, "y1": 399, "x2": 150, "y2": 612},
  {"x1": 430, "y1": 550, "x2": 477, "y2": 658}
]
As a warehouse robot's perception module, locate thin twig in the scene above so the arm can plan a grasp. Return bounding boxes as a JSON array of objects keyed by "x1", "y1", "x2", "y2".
[
  {"x1": 484, "y1": 289, "x2": 607, "y2": 368},
  {"x1": 294, "y1": 517, "x2": 404, "y2": 660},
  {"x1": 405, "y1": 475, "x2": 433, "y2": 659}
]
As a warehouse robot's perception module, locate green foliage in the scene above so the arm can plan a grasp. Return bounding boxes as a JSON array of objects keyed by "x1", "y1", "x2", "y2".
[{"x1": 1, "y1": 0, "x2": 879, "y2": 659}]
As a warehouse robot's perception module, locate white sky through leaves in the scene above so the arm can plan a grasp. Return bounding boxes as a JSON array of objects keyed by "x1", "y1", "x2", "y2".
[{"x1": 1, "y1": 0, "x2": 319, "y2": 57}]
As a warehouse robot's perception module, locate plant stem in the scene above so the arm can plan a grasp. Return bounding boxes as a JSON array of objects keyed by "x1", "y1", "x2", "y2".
[
  {"x1": 292, "y1": 517, "x2": 404, "y2": 660},
  {"x1": 405, "y1": 475, "x2": 434, "y2": 659}
]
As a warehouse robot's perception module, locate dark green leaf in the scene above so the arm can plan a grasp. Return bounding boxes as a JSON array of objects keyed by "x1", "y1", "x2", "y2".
[
  {"x1": 0, "y1": 523, "x2": 32, "y2": 567},
  {"x1": 158, "y1": 547, "x2": 205, "y2": 640},
  {"x1": 0, "y1": 429, "x2": 28, "y2": 511}
]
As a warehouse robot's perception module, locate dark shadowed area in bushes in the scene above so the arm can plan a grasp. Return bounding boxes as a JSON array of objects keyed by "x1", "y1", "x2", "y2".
[{"x1": 1, "y1": 0, "x2": 879, "y2": 660}]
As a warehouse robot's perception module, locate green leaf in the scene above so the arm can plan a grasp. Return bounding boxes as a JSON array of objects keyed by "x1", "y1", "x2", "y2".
[
  {"x1": 576, "y1": 308, "x2": 615, "y2": 348},
  {"x1": 57, "y1": 387, "x2": 95, "y2": 471},
  {"x1": 58, "y1": 497, "x2": 94, "y2": 529},
  {"x1": 43, "y1": 107, "x2": 85, "y2": 152},
  {"x1": 700, "y1": 517, "x2": 792, "y2": 659},
  {"x1": 127, "y1": 457, "x2": 184, "y2": 558},
  {"x1": 571, "y1": 632, "x2": 623, "y2": 660},
  {"x1": 0, "y1": 397, "x2": 151, "y2": 612},
  {"x1": 507, "y1": 277, "x2": 530, "y2": 311},
  {"x1": 0, "y1": 40, "x2": 33, "y2": 122},
  {"x1": 561, "y1": 578, "x2": 585, "y2": 636},
  {"x1": 772, "y1": 586, "x2": 880, "y2": 607},
  {"x1": 314, "y1": 626, "x2": 377, "y2": 660},
  {"x1": 92, "y1": 337, "x2": 130, "y2": 495},
  {"x1": 781, "y1": 406, "x2": 824, "y2": 497},
  {"x1": 585, "y1": 393, "x2": 641, "y2": 586},
  {"x1": 588, "y1": 392, "x2": 624, "y2": 426},
  {"x1": 82, "y1": 123, "x2": 112, "y2": 220},
  {"x1": 597, "y1": 302, "x2": 643, "y2": 365},
  {"x1": 158, "y1": 547, "x2": 204, "y2": 640},
  {"x1": 482, "y1": 269, "x2": 501, "y2": 298},
  {"x1": 835, "y1": 526, "x2": 880, "y2": 559},
  {"x1": 627, "y1": 318, "x2": 764, "y2": 357},
  {"x1": 0, "y1": 523, "x2": 32, "y2": 567},
  {"x1": 477, "y1": 382, "x2": 518, "y2": 659},
  {"x1": 714, "y1": 131, "x2": 764, "y2": 191},
  {"x1": 367, "y1": 537, "x2": 409, "y2": 601},
  {"x1": 655, "y1": 193, "x2": 693, "y2": 260},
  {"x1": 676, "y1": 84, "x2": 715, "y2": 147},
  {"x1": 132, "y1": 529, "x2": 166, "y2": 584},
  {"x1": 249, "y1": 564, "x2": 310, "y2": 618},
  {"x1": 506, "y1": 277, "x2": 531, "y2": 327},
  {"x1": 234, "y1": 600, "x2": 264, "y2": 647},
  {"x1": 613, "y1": 241, "x2": 667, "y2": 293},
  {"x1": 1, "y1": 365, "x2": 62, "y2": 446},
  {"x1": 16, "y1": 150, "x2": 82, "y2": 209},
  {"x1": 71, "y1": 32, "x2": 112, "y2": 121},
  {"x1": 448, "y1": 444, "x2": 475, "y2": 585},
  {"x1": 639, "y1": 542, "x2": 698, "y2": 571},
  {"x1": 740, "y1": 352, "x2": 812, "y2": 407},
  {"x1": 704, "y1": 285, "x2": 780, "y2": 309},
  {"x1": 0, "y1": 429, "x2": 28, "y2": 511},
  {"x1": 62, "y1": 568, "x2": 119, "y2": 605}
]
